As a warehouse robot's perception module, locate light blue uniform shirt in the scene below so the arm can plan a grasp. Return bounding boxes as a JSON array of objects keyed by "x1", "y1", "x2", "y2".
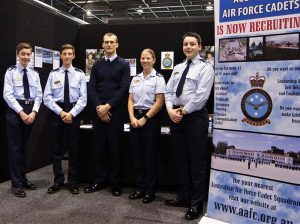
[
  {"x1": 129, "y1": 69, "x2": 166, "y2": 110},
  {"x1": 3, "y1": 64, "x2": 43, "y2": 113},
  {"x1": 43, "y1": 66, "x2": 87, "y2": 117},
  {"x1": 165, "y1": 55, "x2": 214, "y2": 114}
]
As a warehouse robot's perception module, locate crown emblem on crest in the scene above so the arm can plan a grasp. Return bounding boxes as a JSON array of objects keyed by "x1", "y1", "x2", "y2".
[
  {"x1": 165, "y1": 53, "x2": 170, "y2": 57},
  {"x1": 249, "y1": 73, "x2": 265, "y2": 88}
]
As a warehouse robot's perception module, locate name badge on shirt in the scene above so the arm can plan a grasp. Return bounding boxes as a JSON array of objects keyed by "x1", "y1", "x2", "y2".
[
  {"x1": 54, "y1": 80, "x2": 61, "y2": 85},
  {"x1": 14, "y1": 76, "x2": 21, "y2": 81},
  {"x1": 173, "y1": 71, "x2": 179, "y2": 76},
  {"x1": 132, "y1": 79, "x2": 141, "y2": 86}
]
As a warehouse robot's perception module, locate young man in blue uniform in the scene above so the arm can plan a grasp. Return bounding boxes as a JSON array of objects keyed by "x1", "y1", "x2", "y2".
[
  {"x1": 3, "y1": 42, "x2": 43, "y2": 197},
  {"x1": 85, "y1": 33, "x2": 131, "y2": 196},
  {"x1": 164, "y1": 32, "x2": 214, "y2": 220},
  {"x1": 43, "y1": 44, "x2": 87, "y2": 194}
]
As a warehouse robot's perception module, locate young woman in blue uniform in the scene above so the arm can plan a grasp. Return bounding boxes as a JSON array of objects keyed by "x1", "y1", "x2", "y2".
[{"x1": 128, "y1": 48, "x2": 166, "y2": 203}]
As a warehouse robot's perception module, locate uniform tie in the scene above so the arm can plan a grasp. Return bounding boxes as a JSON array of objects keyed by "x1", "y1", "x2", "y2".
[
  {"x1": 64, "y1": 70, "x2": 70, "y2": 106},
  {"x1": 176, "y1": 59, "x2": 192, "y2": 97},
  {"x1": 23, "y1": 68, "x2": 30, "y2": 99}
]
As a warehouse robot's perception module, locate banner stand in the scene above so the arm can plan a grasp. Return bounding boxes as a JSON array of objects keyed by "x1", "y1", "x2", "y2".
[{"x1": 199, "y1": 214, "x2": 229, "y2": 224}]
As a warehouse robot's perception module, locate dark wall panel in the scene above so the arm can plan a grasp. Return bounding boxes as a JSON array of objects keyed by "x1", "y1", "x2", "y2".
[{"x1": 0, "y1": 0, "x2": 17, "y2": 183}]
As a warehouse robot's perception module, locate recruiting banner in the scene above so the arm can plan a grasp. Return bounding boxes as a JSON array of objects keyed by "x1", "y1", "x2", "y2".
[{"x1": 207, "y1": 0, "x2": 300, "y2": 223}]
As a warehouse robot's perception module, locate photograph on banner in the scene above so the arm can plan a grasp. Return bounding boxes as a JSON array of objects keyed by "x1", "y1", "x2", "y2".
[
  {"x1": 53, "y1": 50, "x2": 60, "y2": 69},
  {"x1": 34, "y1": 46, "x2": 43, "y2": 68},
  {"x1": 212, "y1": 129, "x2": 300, "y2": 185},
  {"x1": 125, "y1": 58, "x2": 137, "y2": 76},
  {"x1": 265, "y1": 33, "x2": 300, "y2": 60},
  {"x1": 85, "y1": 49, "x2": 104, "y2": 78},
  {"x1": 43, "y1": 48, "x2": 53, "y2": 64},
  {"x1": 161, "y1": 51, "x2": 174, "y2": 70},
  {"x1": 219, "y1": 38, "x2": 247, "y2": 62},
  {"x1": 248, "y1": 36, "x2": 264, "y2": 60}
]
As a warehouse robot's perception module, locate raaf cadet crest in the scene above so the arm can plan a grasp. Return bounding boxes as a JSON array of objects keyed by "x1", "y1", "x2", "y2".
[
  {"x1": 241, "y1": 73, "x2": 272, "y2": 126},
  {"x1": 162, "y1": 53, "x2": 173, "y2": 68}
]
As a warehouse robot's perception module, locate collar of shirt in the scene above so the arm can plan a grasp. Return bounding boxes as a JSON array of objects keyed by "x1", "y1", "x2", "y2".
[
  {"x1": 17, "y1": 63, "x2": 27, "y2": 73},
  {"x1": 185, "y1": 54, "x2": 203, "y2": 65},
  {"x1": 105, "y1": 54, "x2": 118, "y2": 62},
  {"x1": 61, "y1": 65, "x2": 74, "y2": 73},
  {"x1": 141, "y1": 68, "x2": 156, "y2": 80}
]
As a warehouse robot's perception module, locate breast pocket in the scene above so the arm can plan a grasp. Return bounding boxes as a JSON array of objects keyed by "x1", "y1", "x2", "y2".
[
  {"x1": 28, "y1": 79, "x2": 38, "y2": 97},
  {"x1": 144, "y1": 82, "x2": 156, "y2": 102},
  {"x1": 184, "y1": 74, "x2": 198, "y2": 91},
  {"x1": 51, "y1": 81, "x2": 63, "y2": 96},
  {"x1": 70, "y1": 80, "x2": 81, "y2": 100},
  {"x1": 144, "y1": 82, "x2": 155, "y2": 94},
  {"x1": 12, "y1": 80, "x2": 23, "y2": 96},
  {"x1": 173, "y1": 77, "x2": 180, "y2": 91}
]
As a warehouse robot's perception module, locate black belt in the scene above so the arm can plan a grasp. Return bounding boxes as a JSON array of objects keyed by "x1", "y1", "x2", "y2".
[
  {"x1": 57, "y1": 102, "x2": 77, "y2": 108},
  {"x1": 17, "y1": 99, "x2": 34, "y2": 105},
  {"x1": 173, "y1": 105, "x2": 182, "y2": 109},
  {"x1": 134, "y1": 108, "x2": 150, "y2": 115}
]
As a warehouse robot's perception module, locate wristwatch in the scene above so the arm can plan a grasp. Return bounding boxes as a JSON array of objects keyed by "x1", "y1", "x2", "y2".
[{"x1": 143, "y1": 114, "x2": 150, "y2": 121}]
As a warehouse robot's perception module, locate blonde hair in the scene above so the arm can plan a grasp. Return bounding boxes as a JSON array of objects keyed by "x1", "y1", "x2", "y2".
[{"x1": 141, "y1": 48, "x2": 156, "y2": 59}]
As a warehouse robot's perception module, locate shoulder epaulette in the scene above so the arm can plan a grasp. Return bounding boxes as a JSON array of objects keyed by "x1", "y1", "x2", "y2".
[
  {"x1": 8, "y1": 65, "x2": 17, "y2": 71},
  {"x1": 155, "y1": 72, "x2": 163, "y2": 77},
  {"x1": 28, "y1": 67, "x2": 39, "y2": 73},
  {"x1": 50, "y1": 68, "x2": 60, "y2": 73},
  {"x1": 75, "y1": 67, "x2": 84, "y2": 73}
]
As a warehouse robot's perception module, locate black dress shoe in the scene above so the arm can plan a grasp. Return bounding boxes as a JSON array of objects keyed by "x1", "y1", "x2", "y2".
[
  {"x1": 164, "y1": 198, "x2": 189, "y2": 207},
  {"x1": 84, "y1": 183, "x2": 105, "y2": 193},
  {"x1": 23, "y1": 181, "x2": 37, "y2": 190},
  {"x1": 68, "y1": 184, "x2": 79, "y2": 194},
  {"x1": 142, "y1": 193, "x2": 155, "y2": 203},
  {"x1": 129, "y1": 190, "x2": 144, "y2": 200},
  {"x1": 47, "y1": 183, "x2": 63, "y2": 194},
  {"x1": 184, "y1": 207, "x2": 203, "y2": 220},
  {"x1": 12, "y1": 188, "x2": 26, "y2": 198},
  {"x1": 111, "y1": 188, "x2": 122, "y2": 196}
]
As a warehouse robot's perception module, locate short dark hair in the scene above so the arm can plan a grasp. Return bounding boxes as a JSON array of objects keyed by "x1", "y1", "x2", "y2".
[
  {"x1": 182, "y1": 32, "x2": 201, "y2": 45},
  {"x1": 60, "y1": 44, "x2": 75, "y2": 54},
  {"x1": 16, "y1": 43, "x2": 32, "y2": 54}
]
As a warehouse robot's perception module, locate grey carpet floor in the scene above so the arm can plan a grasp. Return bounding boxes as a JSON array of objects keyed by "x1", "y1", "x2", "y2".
[{"x1": 0, "y1": 162, "x2": 204, "y2": 224}]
